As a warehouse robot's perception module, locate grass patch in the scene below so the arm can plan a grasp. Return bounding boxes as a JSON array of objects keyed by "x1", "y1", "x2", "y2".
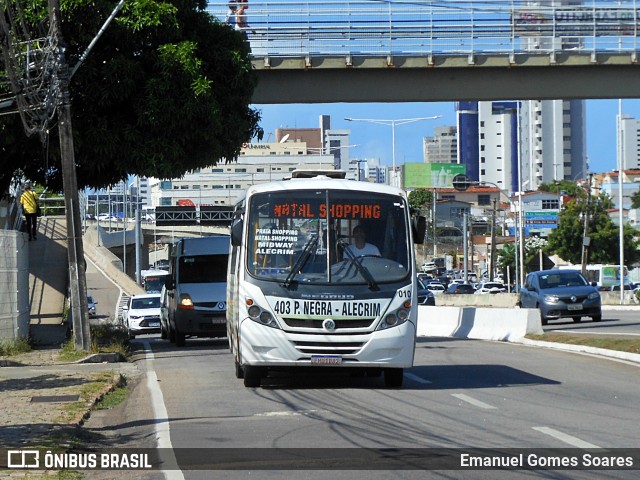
[
  {"x1": 57, "y1": 325, "x2": 130, "y2": 362},
  {"x1": 0, "y1": 336, "x2": 31, "y2": 356},
  {"x1": 60, "y1": 372, "x2": 117, "y2": 422},
  {"x1": 527, "y1": 333, "x2": 640, "y2": 355},
  {"x1": 20, "y1": 471, "x2": 82, "y2": 480},
  {"x1": 97, "y1": 383, "x2": 128, "y2": 410}
]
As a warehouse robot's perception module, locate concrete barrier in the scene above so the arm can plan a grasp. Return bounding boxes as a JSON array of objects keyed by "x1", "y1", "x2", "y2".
[
  {"x1": 435, "y1": 293, "x2": 520, "y2": 307},
  {"x1": 83, "y1": 227, "x2": 144, "y2": 296},
  {"x1": 417, "y1": 306, "x2": 543, "y2": 341}
]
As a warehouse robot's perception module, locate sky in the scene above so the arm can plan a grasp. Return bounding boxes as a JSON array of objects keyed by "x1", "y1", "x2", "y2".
[{"x1": 253, "y1": 99, "x2": 640, "y2": 176}]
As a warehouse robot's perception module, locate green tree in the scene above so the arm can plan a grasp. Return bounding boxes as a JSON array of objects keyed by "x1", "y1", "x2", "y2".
[
  {"x1": 545, "y1": 195, "x2": 640, "y2": 265},
  {"x1": 0, "y1": 0, "x2": 261, "y2": 193},
  {"x1": 496, "y1": 236, "x2": 548, "y2": 279},
  {"x1": 408, "y1": 188, "x2": 433, "y2": 214},
  {"x1": 538, "y1": 180, "x2": 587, "y2": 199},
  {"x1": 631, "y1": 189, "x2": 640, "y2": 209}
]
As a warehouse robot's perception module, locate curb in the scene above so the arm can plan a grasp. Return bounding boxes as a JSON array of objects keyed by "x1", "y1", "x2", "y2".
[
  {"x1": 517, "y1": 337, "x2": 640, "y2": 365},
  {"x1": 73, "y1": 373, "x2": 127, "y2": 427}
]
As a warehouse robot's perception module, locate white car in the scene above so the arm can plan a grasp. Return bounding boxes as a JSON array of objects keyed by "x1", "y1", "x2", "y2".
[
  {"x1": 475, "y1": 282, "x2": 508, "y2": 294},
  {"x1": 123, "y1": 294, "x2": 162, "y2": 338},
  {"x1": 426, "y1": 283, "x2": 446, "y2": 295}
]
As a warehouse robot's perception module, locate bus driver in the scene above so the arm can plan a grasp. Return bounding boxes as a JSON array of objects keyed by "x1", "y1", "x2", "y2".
[{"x1": 345, "y1": 225, "x2": 381, "y2": 257}]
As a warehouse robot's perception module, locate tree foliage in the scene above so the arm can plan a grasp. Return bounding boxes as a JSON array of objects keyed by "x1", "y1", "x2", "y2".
[
  {"x1": 545, "y1": 195, "x2": 640, "y2": 266},
  {"x1": 0, "y1": 0, "x2": 262, "y2": 193},
  {"x1": 538, "y1": 180, "x2": 587, "y2": 199},
  {"x1": 496, "y1": 236, "x2": 548, "y2": 280},
  {"x1": 408, "y1": 188, "x2": 433, "y2": 213},
  {"x1": 631, "y1": 188, "x2": 640, "y2": 209}
]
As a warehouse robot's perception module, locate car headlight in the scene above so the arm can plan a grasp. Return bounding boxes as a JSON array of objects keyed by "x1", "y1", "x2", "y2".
[
  {"x1": 543, "y1": 294, "x2": 560, "y2": 303},
  {"x1": 588, "y1": 291, "x2": 600, "y2": 300},
  {"x1": 178, "y1": 294, "x2": 194, "y2": 310},
  {"x1": 246, "y1": 298, "x2": 280, "y2": 329}
]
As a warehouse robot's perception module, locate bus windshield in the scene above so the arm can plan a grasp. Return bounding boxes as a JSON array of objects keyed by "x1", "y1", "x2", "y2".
[{"x1": 246, "y1": 189, "x2": 411, "y2": 285}]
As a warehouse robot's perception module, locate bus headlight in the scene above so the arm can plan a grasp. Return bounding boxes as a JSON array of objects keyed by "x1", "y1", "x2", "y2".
[
  {"x1": 377, "y1": 308, "x2": 409, "y2": 331},
  {"x1": 246, "y1": 299, "x2": 280, "y2": 329}
]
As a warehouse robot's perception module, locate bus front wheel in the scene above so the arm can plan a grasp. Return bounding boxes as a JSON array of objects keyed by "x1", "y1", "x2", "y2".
[{"x1": 384, "y1": 368, "x2": 403, "y2": 388}]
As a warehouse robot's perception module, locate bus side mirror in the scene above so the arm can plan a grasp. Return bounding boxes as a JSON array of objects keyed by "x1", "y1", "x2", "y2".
[
  {"x1": 165, "y1": 277, "x2": 175, "y2": 290},
  {"x1": 412, "y1": 215, "x2": 427, "y2": 244},
  {"x1": 231, "y1": 218, "x2": 243, "y2": 247}
]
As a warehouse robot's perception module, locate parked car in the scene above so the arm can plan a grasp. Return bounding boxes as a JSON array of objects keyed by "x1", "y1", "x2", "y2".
[
  {"x1": 446, "y1": 283, "x2": 476, "y2": 294},
  {"x1": 87, "y1": 294, "x2": 97, "y2": 317},
  {"x1": 123, "y1": 293, "x2": 162, "y2": 338},
  {"x1": 475, "y1": 282, "x2": 507, "y2": 294},
  {"x1": 417, "y1": 279, "x2": 436, "y2": 306},
  {"x1": 426, "y1": 283, "x2": 446, "y2": 295},
  {"x1": 519, "y1": 269, "x2": 601, "y2": 325}
]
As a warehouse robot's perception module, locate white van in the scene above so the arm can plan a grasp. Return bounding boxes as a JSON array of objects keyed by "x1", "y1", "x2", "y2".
[{"x1": 165, "y1": 236, "x2": 230, "y2": 346}]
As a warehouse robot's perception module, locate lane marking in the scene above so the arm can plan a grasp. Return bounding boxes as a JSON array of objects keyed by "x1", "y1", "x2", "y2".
[
  {"x1": 142, "y1": 340, "x2": 185, "y2": 480},
  {"x1": 404, "y1": 373, "x2": 432, "y2": 384},
  {"x1": 532, "y1": 426, "x2": 601, "y2": 448},
  {"x1": 451, "y1": 393, "x2": 497, "y2": 410}
]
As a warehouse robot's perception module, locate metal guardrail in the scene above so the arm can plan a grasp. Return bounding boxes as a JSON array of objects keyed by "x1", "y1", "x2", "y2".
[{"x1": 207, "y1": 0, "x2": 640, "y2": 58}]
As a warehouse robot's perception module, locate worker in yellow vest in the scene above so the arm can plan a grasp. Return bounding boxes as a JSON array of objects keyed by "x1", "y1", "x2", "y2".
[{"x1": 20, "y1": 182, "x2": 39, "y2": 241}]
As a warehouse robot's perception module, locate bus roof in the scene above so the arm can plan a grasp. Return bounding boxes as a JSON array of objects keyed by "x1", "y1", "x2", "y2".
[{"x1": 240, "y1": 176, "x2": 407, "y2": 202}]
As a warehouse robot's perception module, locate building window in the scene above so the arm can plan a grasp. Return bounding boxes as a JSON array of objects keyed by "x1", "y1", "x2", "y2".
[
  {"x1": 441, "y1": 195, "x2": 455, "y2": 200},
  {"x1": 542, "y1": 199, "x2": 559, "y2": 209},
  {"x1": 180, "y1": 185, "x2": 188, "y2": 190},
  {"x1": 478, "y1": 194, "x2": 491, "y2": 205},
  {"x1": 193, "y1": 185, "x2": 200, "y2": 189},
  {"x1": 211, "y1": 168, "x2": 223, "y2": 173},
  {"x1": 257, "y1": 168, "x2": 265, "y2": 172},
  {"x1": 450, "y1": 207, "x2": 466, "y2": 218},
  {"x1": 235, "y1": 168, "x2": 247, "y2": 173},
  {"x1": 160, "y1": 181, "x2": 172, "y2": 190}
]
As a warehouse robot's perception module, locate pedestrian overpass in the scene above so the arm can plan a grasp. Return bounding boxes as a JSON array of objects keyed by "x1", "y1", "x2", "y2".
[{"x1": 207, "y1": 1, "x2": 640, "y2": 103}]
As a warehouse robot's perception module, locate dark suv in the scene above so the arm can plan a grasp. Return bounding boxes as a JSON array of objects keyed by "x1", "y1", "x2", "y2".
[
  {"x1": 519, "y1": 269, "x2": 601, "y2": 325},
  {"x1": 446, "y1": 283, "x2": 476, "y2": 294}
]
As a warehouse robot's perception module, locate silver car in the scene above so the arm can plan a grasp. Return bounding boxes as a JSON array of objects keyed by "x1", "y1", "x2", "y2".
[
  {"x1": 87, "y1": 294, "x2": 97, "y2": 317},
  {"x1": 519, "y1": 269, "x2": 601, "y2": 325}
]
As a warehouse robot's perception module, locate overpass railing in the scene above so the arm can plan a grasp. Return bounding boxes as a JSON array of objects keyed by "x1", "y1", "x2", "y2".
[{"x1": 207, "y1": 1, "x2": 640, "y2": 59}]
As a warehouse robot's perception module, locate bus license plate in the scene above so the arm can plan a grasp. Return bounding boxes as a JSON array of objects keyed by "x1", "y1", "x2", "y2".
[
  {"x1": 567, "y1": 304, "x2": 583, "y2": 311},
  {"x1": 311, "y1": 355, "x2": 342, "y2": 365}
]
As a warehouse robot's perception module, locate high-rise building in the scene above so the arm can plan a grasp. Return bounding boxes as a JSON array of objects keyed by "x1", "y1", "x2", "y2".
[
  {"x1": 519, "y1": 99, "x2": 587, "y2": 190},
  {"x1": 620, "y1": 114, "x2": 640, "y2": 169},
  {"x1": 424, "y1": 126, "x2": 457, "y2": 164},
  {"x1": 457, "y1": 99, "x2": 587, "y2": 194}
]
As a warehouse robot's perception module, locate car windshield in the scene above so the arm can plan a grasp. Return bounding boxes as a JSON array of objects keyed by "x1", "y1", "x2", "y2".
[
  {"x1": 131, "y1": 297, "x2": 161, "y2": 309},
  {"x1": 246, "y1": 189, "x2": 411, "y2": 285},
  {"x1": 539, "y1": 272, "x2": 588, "y2": 289}
]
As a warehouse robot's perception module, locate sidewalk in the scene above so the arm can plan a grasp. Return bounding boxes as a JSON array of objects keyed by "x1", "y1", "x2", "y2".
[{"x1": 0, "y1": 347, "x2": 140, "y2": 449}]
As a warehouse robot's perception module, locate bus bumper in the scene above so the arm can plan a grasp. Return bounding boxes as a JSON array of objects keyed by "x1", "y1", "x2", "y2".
[{"x1": 239, "y1": 318, "x2": 416, "y2": 368}]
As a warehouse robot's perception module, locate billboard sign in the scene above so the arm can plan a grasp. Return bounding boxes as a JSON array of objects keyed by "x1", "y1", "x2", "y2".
[{"x1": 404, "y1": 163, "x2": 466, "y2": 189}]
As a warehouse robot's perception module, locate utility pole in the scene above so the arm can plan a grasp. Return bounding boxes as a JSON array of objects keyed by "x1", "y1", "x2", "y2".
[
  {"x1": 489, "y1": 198, "x2": 497, "y2": 282},
  {"x1": 49, "y1": 0, "x2": 91, "y2": 350},
  {"x1": 581, "y1": 173, "x2": 593, "y2": 275}
]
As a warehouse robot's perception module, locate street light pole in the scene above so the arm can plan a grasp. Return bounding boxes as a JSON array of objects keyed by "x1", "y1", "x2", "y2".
[{"x1": 344, "y1": 116, "x2": 441, "y2": 187}]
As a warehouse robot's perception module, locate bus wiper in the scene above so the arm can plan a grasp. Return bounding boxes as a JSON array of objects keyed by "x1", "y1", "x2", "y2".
[
  {"x1": 283, "y1": 235, "x2": 319, "y2": 288},
  {"x1": 336, "y1": 238, "x2": 379, "y2": 290}
]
